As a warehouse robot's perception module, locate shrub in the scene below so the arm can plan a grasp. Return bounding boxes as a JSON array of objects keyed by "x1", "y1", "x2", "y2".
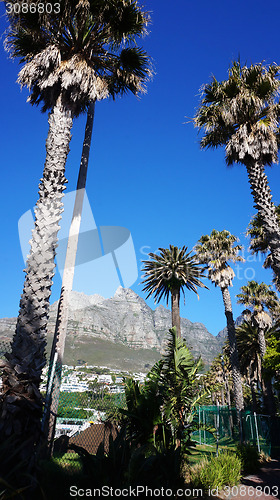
[
  {"x1": 235, "y1": 442, "x2": 260, "y2": 474},
  {"x1": 189, "y1": 451, "x2": 241, "y2": 490}
]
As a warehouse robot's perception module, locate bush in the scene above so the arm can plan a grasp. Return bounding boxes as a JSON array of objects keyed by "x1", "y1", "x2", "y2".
[
  {"x1": 235, "y1": 442, "x2": 260, "y2": 474},
  {"x1": 189, "y1": 451, "x2": 241, "y2": 490}
]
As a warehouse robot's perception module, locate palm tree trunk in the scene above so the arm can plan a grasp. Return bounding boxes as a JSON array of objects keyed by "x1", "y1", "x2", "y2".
[
  {"x1": 258, "y1": 327, "x2": 267, "y2": 359},
  {"x1": 220, "y1": 286, "x2": 244, "y2": 412},
  {"x1": 249, "y1": 377, "x2": 258, "y2": 413},
  {"x1": 171, "y1": 287, "x2": 181, "y2": 337},
  {"x1": 221, "y1": 386, "x2": 225, "y2": 406},
  {"x1": 0, "y1": 96, "x2": 73, "y2": 459},
  {"x1": 42, "y1": 101, "x2": 95, "y2": 451},
  {"x1": 246, "y1": 161, "x2": 280, "y2": 290}
]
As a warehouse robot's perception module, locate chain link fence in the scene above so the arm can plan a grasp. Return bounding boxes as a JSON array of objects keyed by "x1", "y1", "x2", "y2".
[{"x1": 192, "y1": 405, "x2": 280, "y2": 458}]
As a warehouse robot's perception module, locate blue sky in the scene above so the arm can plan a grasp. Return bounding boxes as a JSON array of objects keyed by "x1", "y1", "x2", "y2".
[{"x1": 1, "y1": 0, "x2": 280, "y2": 336}]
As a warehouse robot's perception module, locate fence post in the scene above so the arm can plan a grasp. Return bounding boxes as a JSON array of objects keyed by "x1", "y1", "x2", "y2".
[
  {"x1": 203, "y1": 408, "x2": 206, "y2": 445},
  {"x1": 198, "y1": 406, "x2": 201, "y2": 445},
  {"x1": 254, "y1": 412, "x2": 261, "y2": 453}
]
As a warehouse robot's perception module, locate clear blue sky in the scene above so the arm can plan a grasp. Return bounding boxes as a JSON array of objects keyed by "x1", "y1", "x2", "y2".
[{"x1": 1, "y1": 0, "x2": 280, "y2": 336}]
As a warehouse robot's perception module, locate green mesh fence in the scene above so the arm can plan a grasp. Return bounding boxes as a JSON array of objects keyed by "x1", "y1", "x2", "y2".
[
  {"x1": 192, "y1": 405, "x2": 239, "y2": 448},
  {"x1": 192, "y1": 405, "x2": 280, "y2": 458}
]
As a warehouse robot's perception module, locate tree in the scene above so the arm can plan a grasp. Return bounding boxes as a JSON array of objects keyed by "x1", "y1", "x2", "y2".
[
  {"x1": 194, "y1": 61, "x2": 280, "y2": 290},
  {"x1": 234, "y1": 321, "x2": 262, "y2": 412},
  {"x1": 247, "y1": 205, "x2": 280, "y2": 289},
  {"x1": 263, "y1": 321, "x2": 280, "y2": 391},
  {"x1": 195, "y1": 229, "x2": 244, "y2": 411},
  {"x1": 204, "y1": 354, "x2": 231, "y2": 407},
  {"x1": 237, "y1": 281, "x2": 279, "y2": 413},
  {"x1": 237, "y1": 281, "x2": 278, "y2": 357},
  {"x1": 142, "y1": 245, "x2": 207, "y2": 338},
  {"x1": 118, "y1": 328, "x2": 205, "y2": 450},
  {"x1": 1, "y1": 0, "x2": 151, "y2": 458},
  {"x1": 44, "y1": 9, "x2": 151, "y2": 445}
]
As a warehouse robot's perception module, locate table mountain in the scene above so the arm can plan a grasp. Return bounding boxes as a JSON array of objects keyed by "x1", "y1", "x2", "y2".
[{"x1": 0, "y1": 287, "x2": 222, "y2": 371}]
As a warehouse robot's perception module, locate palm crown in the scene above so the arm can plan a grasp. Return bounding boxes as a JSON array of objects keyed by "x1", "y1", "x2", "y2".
[
  {"x1": 194, "y1": 61, "x2": 280, "y2": 166},
  {"x1": 6, "y1": 0, "x2": 152, "y2": 114},
  {"x1": 237, "y1": 281, "x2": 279, "y2": 329},
  {"x1": 142, "y1": 245, "x2": 206, "y2": 304},
  {"x1": 195, "y1": 229, "x2": 244, "y2": 288}
]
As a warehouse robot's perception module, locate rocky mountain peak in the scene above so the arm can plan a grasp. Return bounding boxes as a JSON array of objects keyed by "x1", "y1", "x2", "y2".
[{"x1": 0, "y1": 288, "x2": 224, "y2": 369}]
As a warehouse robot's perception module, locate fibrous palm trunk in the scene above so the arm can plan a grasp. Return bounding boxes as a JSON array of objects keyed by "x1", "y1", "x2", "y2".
[
  {"x1": 42, "y1": 101, "x2": 95, "y2": 452},
  {"x1": 246, "y1": 161, "x2": 280, "y2": 290},
  {"x1": 220, "y1": 286, "x2": 244, "y2": 412},
  {"x1": 171, "y1": 288, "x2": 181, "y2": 338},
  {"x1": 0, "y1": 97, "x2": 73, "y2": 460},
  {"x1": 257, "y1": 327, "x2": 267, "y2": 359}
]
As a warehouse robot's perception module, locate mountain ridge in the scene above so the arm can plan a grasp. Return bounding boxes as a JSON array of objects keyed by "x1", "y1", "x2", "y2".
[{"x1": 0, "y1": 287, "x2": 225, "y2": 370}]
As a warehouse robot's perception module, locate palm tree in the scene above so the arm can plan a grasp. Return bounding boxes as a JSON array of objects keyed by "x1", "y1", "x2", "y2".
[
  {"x1": 195, "y1": 229, "x2": 244, "y2": 411},
  {"x1": 234, "y1": 321, "x2": 262, "y2": 412},
  {"x1": 44, "y1": 23, "x2": 151, "y2": 445},
  {"x1": 142, "y1": 245, "x2": 207, "y2": 338},
  {"x1": 247, "y1": 205, "x2": 280, "y2": 289},
  {"x1": 237, "y1": 280, "x2": 279, "y2": 413},
  {"x1": 237, "y1": 281, "x2": 278, "y2": 357},
  {"x1": 1, "y1": 0, "x2": 151, "y2": 456},
  {"x1": 194, "y1": 61, "x2": 280, "y2": 290}
]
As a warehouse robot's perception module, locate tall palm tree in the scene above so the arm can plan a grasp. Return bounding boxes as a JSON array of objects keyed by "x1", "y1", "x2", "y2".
[
  {"x1": 194, "y1": 61, "x2": 280, "y2": 290},
  {"x1": 195, "y1": 229, "x2": 244, "y2": 411},
  {"x1": 1, "y1": 0, "x2": 151, "y2": 456},
  {"x1": 247, "y1": 205, "x2": 280, "y2": 289},
  {"x1": 142, "y1": 246, "x2": 206, "y2": 338},
  {"x1": 44, "y1": 26, "x2": 152, "y2": 445},
  {"x1": 237, "y1": 280, "x2": 279, "y2": 414}
]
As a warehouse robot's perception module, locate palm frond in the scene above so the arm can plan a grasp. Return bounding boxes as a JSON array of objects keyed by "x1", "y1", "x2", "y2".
[{"x1": 142, "y1": 245, "x2": 207, "y2": 305}]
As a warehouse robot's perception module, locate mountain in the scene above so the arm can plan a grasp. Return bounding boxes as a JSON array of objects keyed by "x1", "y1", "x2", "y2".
[
  {"x1": 216, "y1": 314, "x2": 244, "y2": 348},
  {"x1": 0, "y1": 287, "x2": 223, "y2": 372}
]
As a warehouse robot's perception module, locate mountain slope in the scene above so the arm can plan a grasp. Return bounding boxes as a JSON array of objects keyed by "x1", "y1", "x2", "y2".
[{"x1": 0, "y1": 287, "x2": 222, "y2": 371}]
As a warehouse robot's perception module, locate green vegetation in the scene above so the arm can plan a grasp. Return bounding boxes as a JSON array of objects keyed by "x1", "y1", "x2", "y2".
[
  {"x1": 188, "y1": 451, "x2": 241, "y2": 490},
  {"x1": 235, "y1": 443, "x2": 260, "y2": 474}
]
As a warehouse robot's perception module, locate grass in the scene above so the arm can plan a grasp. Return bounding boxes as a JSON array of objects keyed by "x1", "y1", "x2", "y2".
[{"x1": 52, "y1": 452, "x2": 83, "y2": 474}]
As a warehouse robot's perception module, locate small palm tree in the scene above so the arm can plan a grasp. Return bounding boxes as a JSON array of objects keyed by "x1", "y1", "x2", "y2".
[
  {"x1": 237, "y1": 281, "x2": 279, "y2": 414},
  {"x1": 247, "y1": 205, "x2": 280, "y2": 289},
  {"x1": 142, "y1": 246, "x2": 207, "y2": 338},
  {"x1": 234, "y1": 321, "x2": 262, "y2": 412},
  {"x1": 194, "y1": 61, "x2": 280, "y2": 290},
  {"x1": 237, "y1": 281, "x2": 278, "y2": 358},
  {"x1": 195, "y1": 229, "x2": 244, "y2": 411}
]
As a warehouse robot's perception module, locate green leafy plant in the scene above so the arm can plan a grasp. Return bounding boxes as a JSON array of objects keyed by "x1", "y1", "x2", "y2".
[
  {"x1": 114, "y1": 328, "x2": 206, "y2": 451},
  {"x1": 189, "y1": 451, "x2": 241, "y2": 490},
  {"x1": 235, "y1": 442, "x2": 260, "y2": 474}
]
